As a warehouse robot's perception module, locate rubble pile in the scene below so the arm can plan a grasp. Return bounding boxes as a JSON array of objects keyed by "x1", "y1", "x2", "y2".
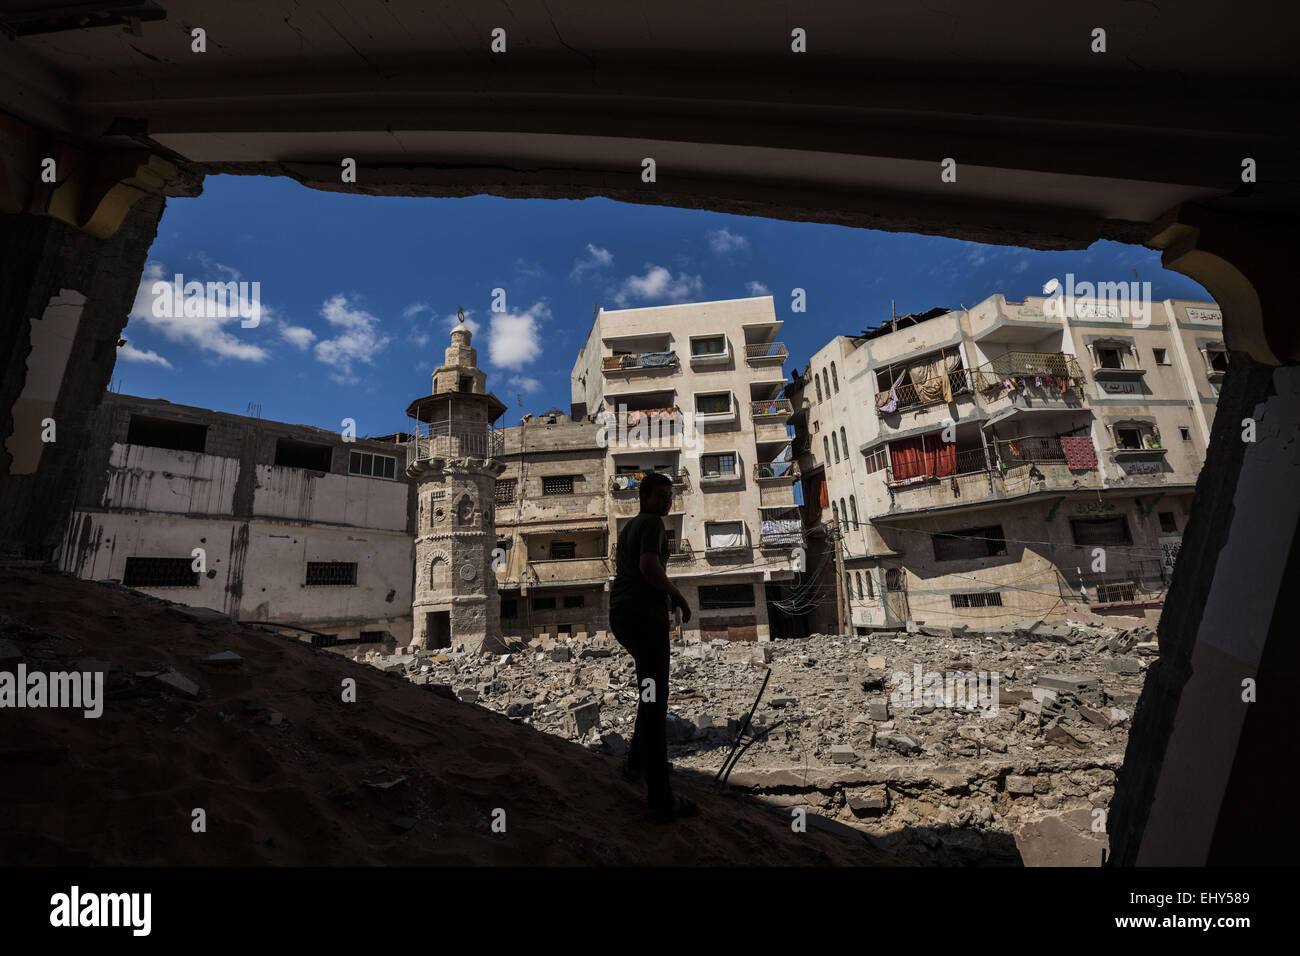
[{"x1": 363, "y1": 618, "x2": 1156, "y2": 864}]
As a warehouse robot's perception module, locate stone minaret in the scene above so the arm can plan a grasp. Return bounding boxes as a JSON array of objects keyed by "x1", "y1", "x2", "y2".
[{"x1": 405, "y1": 313, "x2": 508, "y2": 654}]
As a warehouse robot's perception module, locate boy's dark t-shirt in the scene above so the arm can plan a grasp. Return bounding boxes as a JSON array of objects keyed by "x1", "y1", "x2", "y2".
[{"x1": 611, "y1": 512, "x2": 671, "y2": 622}]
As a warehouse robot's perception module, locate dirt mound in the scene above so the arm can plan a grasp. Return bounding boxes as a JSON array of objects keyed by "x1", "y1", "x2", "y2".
[{"x1": 0, "y1": 569, "x2": 898, "y2": 866}]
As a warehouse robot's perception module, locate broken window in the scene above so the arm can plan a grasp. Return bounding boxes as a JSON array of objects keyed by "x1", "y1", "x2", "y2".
[
  {"x1": 542, "y1": 475, "x2": 574, "y2": 495},
  {"x1": 304, "y1": 561, "x2": 357, "y2": 586},
  {"x1": 698, "y1": 582, "x2": 754, "y2": 609},
  {"x1": 348, "y1": 450, "x2": 396, "y2": 479},
  {"x1": 1158, "y1": 511, "x2": 1178, "y2": 533},
  {"x1": 275, "y1": 438, "x2": 332, "y2": 470},
  {"x1": 122, "y1": 556, "x2": 199, "y2": 588},
  {"x1": 126, "y1": 415, "x2": 208, "y2": 453},
  {"x1": 1070, "y1": 517, "x2": 1132, "y2": 546},
  {"x1": 885, "y1": 568, "x2": 905, "y2": 591},
  {"x1": 932, "y1": 525, "x2": 1007, "y2": 562}
]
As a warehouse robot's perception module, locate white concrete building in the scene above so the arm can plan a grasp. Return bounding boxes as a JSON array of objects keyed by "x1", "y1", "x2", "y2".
[{"x1": 60, "y1": 393, "x2": 414, "y2": 651}]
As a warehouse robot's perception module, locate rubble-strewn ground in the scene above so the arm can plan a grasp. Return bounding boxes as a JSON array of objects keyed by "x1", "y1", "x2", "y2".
[
  {"x1": 369, "y1": 618, "x2": 1155, "y2": 865},
  {"x1": 0, "y1": 569, "x2": 902, "y2": 866}
]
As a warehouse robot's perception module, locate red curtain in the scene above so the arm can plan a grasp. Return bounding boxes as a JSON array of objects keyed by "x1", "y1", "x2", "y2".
[{"x1": 890, "y1": 434, "x2": 957, "y2": 479}]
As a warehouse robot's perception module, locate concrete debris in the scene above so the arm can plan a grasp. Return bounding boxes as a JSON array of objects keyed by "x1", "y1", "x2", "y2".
[{"x1": 357, "y1": 617, "x2": 1154, "y2": 865}]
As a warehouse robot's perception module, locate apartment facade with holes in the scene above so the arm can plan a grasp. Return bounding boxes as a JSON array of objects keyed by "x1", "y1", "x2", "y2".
[
  {"x1": 571, "y1": 296, "x2": 802, "y2": 641},
  {"x1": 59, "y1": 393, "x2": 415, "y2": 651},
  {"x1": 788, "y1": 294, "x2": 1221, "y2": 632},
  {"x1": 492, "y1": 411, "x2": 613, "y2": 642}
]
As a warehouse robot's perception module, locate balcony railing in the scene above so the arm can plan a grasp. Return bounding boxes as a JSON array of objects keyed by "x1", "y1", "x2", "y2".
[
  {"x1": 972, "y1": 351, "x2": 1085, "y2": 392},
  {"x1": 526, "y1": 555, "x2": 612, "y2": 585},
  {"x1": 744, "y1": 341, "x2": 788, "y2": 364},
  {"x1": 406, "y1": 419, "x2": 503, "y2": 463},
  {"x1": 875, "y1": 369, "x2": 973, "y2": 416},
  {"x1": 760, "y1": 509, "x2": 803, "y2": 548},
  {"x1": 602, "y1": 351, "x2": 679, "y2": 373},
  {"x1": 609, "y1": 468, "x2": 689, "y2": 492},
  {"x1": 753, "y1": 461, "x2": 800, "y2": 481},
  {"x1": 997, "y1": 436, "x2": 1067, "y2": 463},
  {"x1": 886, "y1": 447, "x2": 987, "y2": 485},
  {"x1": 750, "y1": 398, "x2": 794, "y2": 420}
]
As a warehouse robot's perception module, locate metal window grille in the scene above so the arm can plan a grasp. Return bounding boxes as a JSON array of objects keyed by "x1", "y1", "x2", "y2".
[
  {"x1": 359, "y1": 631, "x2": 390, "y2": 643},
  {"x1": 542, "y1": 475, "x2": 574, "y2": 495},
  {"x1": 698, "y1": 583, "x2": 755, "y2": 609},
  {"x1": 950, "y1": 591, "x2": 1004, "y2": 608},
  {"x1": 550, "y1": 541, "x2": 576, "y2": 559},
  {"x1": 495, "y1": 478, "x2": 517, "y2": 502},
  {"x1": 122, "y1": 557, "x2": 199, "y2": 588},
  {"x1": 1096, "y1": 581, "x2": 1138, "y2": 603},
  {"x1": 305, "y1": 561, "x2": 357, "y2": 586}
]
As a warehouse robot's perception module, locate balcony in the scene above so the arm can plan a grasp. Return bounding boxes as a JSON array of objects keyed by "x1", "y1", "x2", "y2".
[
  {"x1": 750, "y1": 398, "x2": 793, "y2": 421},
  {"x1": 753, "y1": 461, "x2": 800, "y2": 483},
  {"x1": 887, "y1": 447, "x2": 989, "y2": 486},
  {"x1": 609, "y1": 468, "x2": 689, "y2": 492},
  {"x1": 1078, "y1": 560, "x2": 1166, "y2": 607},
  {"x1": 973, "y1": 352, "x2": 1088, "y2": 411},
  {"x1": 759, "y1": 508, "x2": 803, "y2": 548},
  {"x1": 526, "y1": 556, "x2": 612, "y2": 587},
  {"x1": 602, "y1": 351, "x2": 679, "y2": 374},
  {"x1": 744, "y1": 341, "x2": 788, "y2": 366},
  {"x1": 600, "y1": 406, "x2": 685, "y2": 450},
  {"x1": 875, "y1": 368, "x2": 974, "y2": 417},
  {"x1": 405, "y1": 419, "x2": 504, "y2": 466}
]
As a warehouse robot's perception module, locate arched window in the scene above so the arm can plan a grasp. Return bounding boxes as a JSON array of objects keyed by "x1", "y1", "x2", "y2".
[
  {"x1": 886, "y1": 568, "x2": 904, "y2": 591},
  {"x1": 840, "y1": 427, "x2": 848, "y2": 461},
  {"x1": 822, "y1": 370, "x2": 831, "y2": 400},
  {"x1": 831, "y1": 362, "x2": 840, "y2": 393},
  {"x1": 845, "y1": 572, "x2": 853, "y2": 605},
  {"x1": 832, "y1": 432, "x2": 840, "y2": 462},
  {"x1": 865, "y1": 571, "x2": 875, "y2": 599},
  {"x1": 840, "y1": 498, "x2": 848, "y2": 526},
  {"x1": 815, "y1": 374, "x2": 823, "y2": 403},
  {"x1": 855, "y1": 572, "x2": 863, "y2": 599},
  {"x1": 823, "y1": 436, "x2": 831, "y2": 462},
  {"x1": 850, "y1": 495, "x2": 859, "y2": 528},
  {"x1": 832, "y1": 501, "x2": 839, "y2": 525}
]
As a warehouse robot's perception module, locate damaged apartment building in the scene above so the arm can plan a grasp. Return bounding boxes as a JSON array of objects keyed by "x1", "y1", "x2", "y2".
[
  {"x1": 60, "y1": 393, "x2": 415, "y2": 652},
  {"x1": 788, "y1": 293, "x2": 1225, "y2": 633}
]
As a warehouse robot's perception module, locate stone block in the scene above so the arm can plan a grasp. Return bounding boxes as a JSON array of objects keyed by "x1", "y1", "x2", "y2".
[{"x1": 830, "y1": 744, "x2": 856, "y2": 764}]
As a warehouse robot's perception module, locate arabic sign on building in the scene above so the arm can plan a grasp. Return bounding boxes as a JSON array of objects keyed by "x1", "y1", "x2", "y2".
[
  {"x1": 1075, "y1": 501, "x2": 1116, "y2": 514},
  {"x1": 1075, "y1": 301, "x2": 1123, "y2": 321},
  {"x1": 1098, "y1": 381, "x2": 1143, "y2": 395},
  {"x1": 1159, "y1": 534, "x2": 1182, "y2": 580},
  {"x1": 1118, "y1": 459, "x2": 1164, "y2": 476},
  {"x1": 1185, "y1": 308, "x2": 1223, "y2": 325}
]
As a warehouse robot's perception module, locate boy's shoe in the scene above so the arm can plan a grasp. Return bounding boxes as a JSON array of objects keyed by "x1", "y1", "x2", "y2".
[{"x1": 645, "y1": 795, "x2": 700, "y2": 825}]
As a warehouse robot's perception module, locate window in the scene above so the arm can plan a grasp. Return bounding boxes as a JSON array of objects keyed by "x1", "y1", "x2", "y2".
[
  {"x1": 840, "y1": 499, "x2": 848, "y2": 526},
  {"x1": 823, "y1": 436, "x2": 831, "y2": 462},
  {"x1": 951, "y1": 591, "x2": 1004, "y2": 608},
  {"x1": 815, "y1": 375, "x2": 823, "y2": 403},
  {"x1": 831, "y1": 362, "x2": 839, "y2": 393},
  {"x1": 822, "y1": 371, "x2": 831, "y2": 400},
  {"x1": 275, "y1": 438, "x2": 332, "y2": 471},
  {"x1": 1207, "y1": 348, "x2": 1228, "y2": 373},
  {"x1": 864, "y1": 446, "x2": 888, "y2": 474},
  {"x1": 1158, "y1": 511, "x2": 1178, "y2": 533},
  {"x1": 459, "y1": 375, "x2": 473, "y2": 392},
  {"x1": 1153, "y1": 348, "x2": 1169, "y2": 365},
  {"x1": 348, "y1": 450, "x2": 397, "y2": 479},
  {"x1": 691, "y1": 334, "x2": 726, "y2": 356},
  {"x1": 1115, "y1": 426, "x2": 1144, "y2": 450},
  {"x1": 1179, "y1": 426, "x2": 1191, "y2": 441},
  {"x1": 932, "y1": 525, "x2": 1007, "y2": 562},
  {"x1": 500, "y1": 599, "x2": 518, "y2": 620},
  {"x1": 849, "y1": 496, "x2": 859, "y2": 528},
  {"x1": 495, "y1": 478, "x2": 517, "y2": 502},
  {"x1": 840, "y1": 427, "x2": 848, "y2": 460},
  {"x1": 701, "y1": 453, "x2": 737, "y2": 477},
  {"x1": 885, "y1": 568, "x2": 904, "y2": 591},
  {"x1": 305, "y1": 561, "x2": 358, "y2": 586},
  {"x1": 359, "y1": 631, "x2": 391, "y2": 644},
  {"x1": 695, "y1": 392, "x2": 732, "y2": 414},
  {"x1": 550, "y1": 541, "x2": 576, "y2": 559},
  {"x1": 1095, "y1": 346, "x2": 1125, "y2": 370},
  {"x1": 865, "y1": 572, "x2": 875, "y2": 599},
  {"x1": 1097, "y1": 581, "x2": 1138, "y2": 603},
  {"x1": 531, "y1": 597, "x2": 556, "y2": 611},
  {"x1": 122, "y1": 556, "x2": 199, "y2": 588},
  {"x1": 698, "y1": 582, "x2": 755, "y2": 609},
  {"x1": 832, "y1": 501, "x2": 839, "y2": 525},
  {"x1": 706, "y1": 520, "x2": 746, "y2": 549},
  {"x1": 126, "y1": 415, "x2": 207, "y2": 453},
  {"x1": 832, "y1": 432, "x2": 840, "y2": 462},
  {"x1": 563, "y1": 594, "x2": 585, "y2": 608},
  {"x1": 854, "y1": 572, "x2": 863, "y2": 599},
  {"x1": 542, "y1": 475, "x2": 574, "y2": 495},
  {"x1": 813, "y1": 420, "x2": 820, "y2": 432},
  {"x1": 1070, "y1": 517, "x2": 1132, "y2": 546}
]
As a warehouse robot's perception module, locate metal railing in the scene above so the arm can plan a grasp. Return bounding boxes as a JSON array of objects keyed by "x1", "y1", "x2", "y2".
[
  {"x1": 753, "y1": 461, "x2": 800, "y2": 481},
  {"x1": 1074, "y1": 560, "x2": 1166, "y2": 605},
  {"x1": 874, "y1": 368, "x2": 973, "y2": 415},
  {"x1": 972, "y1": 351, "x2": 1085, "y2": 391},
  {"x1": 744, "y1": 341, "x2": 788, "y2": 363},
  {"x1": 886, "y1": 447, "x2": 986, "y2": 484},
  {"x1": 406, "y1": 419, "x2": 504, "y2": 462},
  {"x1": 609, "y1": 468, "x2": 689, "y2": 492},
  {"x1": 750, "y1": 398, "x2": 794, "y2": 419},
  {"x1": 996, "y1": 436, "x2": 1071, "y2": 463},
  {"x1": 602, "y1": 351, "x2": 679, "y2": 372}
]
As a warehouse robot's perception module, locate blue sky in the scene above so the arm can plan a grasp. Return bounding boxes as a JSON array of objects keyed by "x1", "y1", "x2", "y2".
[{"x1": 117, "y1": 174, "x2": 1212, "y2": 436}]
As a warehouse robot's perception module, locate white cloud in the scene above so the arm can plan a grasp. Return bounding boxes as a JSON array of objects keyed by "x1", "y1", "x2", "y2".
[
  {"x1": 1013, "y1": 258, "x2": 1031, "y2": 274},
  {"x1": 488, "y1": 302, "x2": 550, "y2": 370},
  {"x1": 571, "y1": 243, "x2": 613, "y2": 278},
  {"x1": 280, "y1": 326, "x2": 317, "y2": 349},
  {"x1": 194, "y1": 252, "x2": 240, "y2": 280},
  {"x1": 746, "y1": 281, "x2": 770, "y2": 296},
  {"x1": 510, "y1": 375, "x2": 542, "y2": 393},
  {"x1": 610, "y1": 265, "x2": 704, "y2": 307},
  {"x1": 117, "y1": 341, "x2": 173, "y2": 368},
  {"x1": 515, "y1": 258, "x2": 546, "y2": 279},
  {"x1": 313, "y1": 294, "x2": 390, "y2": 384},
  {"x1": 403, "y1": 302, "x2": 433, "y2": 319},
  {"x1": 127, "y1": 262, "x2": 271, "y2": 362},
  {"x1": 708, "y1": 228, "x2": 748, "y2": 254}
]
